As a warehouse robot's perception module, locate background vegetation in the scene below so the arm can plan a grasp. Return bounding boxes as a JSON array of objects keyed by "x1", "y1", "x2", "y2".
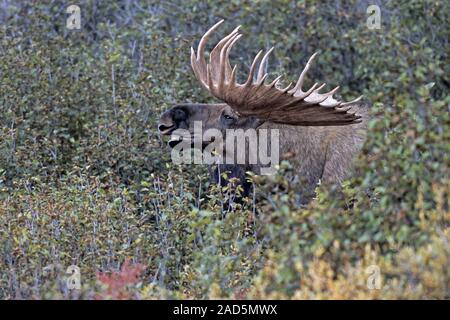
[{"x1": 0, "y1": 0, "x2": 448, "y2": 299}]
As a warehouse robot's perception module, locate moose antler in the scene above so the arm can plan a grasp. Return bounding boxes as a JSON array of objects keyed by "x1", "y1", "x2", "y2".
[{"x1": 190, "y1": 20, "x2": 363, "y2": 126}]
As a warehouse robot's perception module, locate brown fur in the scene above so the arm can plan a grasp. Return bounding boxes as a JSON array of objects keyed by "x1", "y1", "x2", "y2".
[{"x1": 158, "y1": 102, "x2": 368, "y2": 201}]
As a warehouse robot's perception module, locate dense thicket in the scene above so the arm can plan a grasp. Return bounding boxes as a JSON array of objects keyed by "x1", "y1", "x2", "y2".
[{"x1": 0, "y1": 0, "x2": 448, "y2": 299}]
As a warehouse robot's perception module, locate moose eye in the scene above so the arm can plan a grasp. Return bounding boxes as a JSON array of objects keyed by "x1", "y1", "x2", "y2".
[{"x1": 222, "y1": 114, "x2": 235, "y2": 121}]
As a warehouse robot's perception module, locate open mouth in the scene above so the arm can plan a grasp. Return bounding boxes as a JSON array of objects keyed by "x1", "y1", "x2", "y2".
[{"x1": 158, "y1": 124, "x2": 176, "y2": 135}]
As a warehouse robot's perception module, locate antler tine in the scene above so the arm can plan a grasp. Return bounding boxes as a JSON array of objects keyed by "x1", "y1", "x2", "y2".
[
  {"x1": 229, "y1": 65, "x2": 237, "y2": 89},
  {"x1": 288, "y1": 52, "x2": 319, "y2": 96},
  {"x1": 210, "y1": 25, "x2": 241, "y2": 60},
  {"x1": 318, "y1": 86, "x2": 341, "y2": 107},
  {"x1": 304, "y1": 83, "x2": 331, "y2": 104},
  {"x1": 256, "y1": 73, "x2": 268, "y2": 86},
  {"x1": 314, "y1": 83, "x2": 327, "y2": 92},
  {"x1": 210, "y1": 25, "x2": 241, "y2": 81},
  {"x1": 218, "y1": 33, "x2": 241, "y2": 92},
  {"x1": 256, "y1": 47, "x2": 274, "y2": 83},
  {"x1": 320, "y1": 86, "x2": 341, "y2": 108},
  {"x1": 323, "y1": 85, "x2": 340, "y2": 97},
  {"x1": 191, "y1": 20, "x2": 225, "y2": 89},
  {"x1": 196, "y1": 19, "x2": 224, "y2": 63},
  {"x1": 340, "y1": 95, "x2": 364, "y2": 107},
  {"x1": 206, "y1": 64, "x2": 213, "y2": 92},
  {"x1": 301, "y1": 82, "x2": 319, "y2": 97},
  {"x1": 280, "y1": 82, "x2": 293, "y2": 92},
  {"x1": 224, "y1": 34, "x2": 243, "y2": 83},
  {"x1": 268, "y1": 75, "x2": 283, "y2": 88},
  {"x1": 245, "y1": 50, "x2": 264, "y2": 86}
]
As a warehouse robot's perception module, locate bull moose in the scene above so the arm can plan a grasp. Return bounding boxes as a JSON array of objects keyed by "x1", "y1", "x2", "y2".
[{"x1": 158, "y1": 20, "x2": 368, "y2": 202}]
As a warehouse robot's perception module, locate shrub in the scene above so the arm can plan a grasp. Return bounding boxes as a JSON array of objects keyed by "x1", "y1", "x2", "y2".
[{"x1": 0, "y1": 0, "x2": 448, "y2": 299}]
